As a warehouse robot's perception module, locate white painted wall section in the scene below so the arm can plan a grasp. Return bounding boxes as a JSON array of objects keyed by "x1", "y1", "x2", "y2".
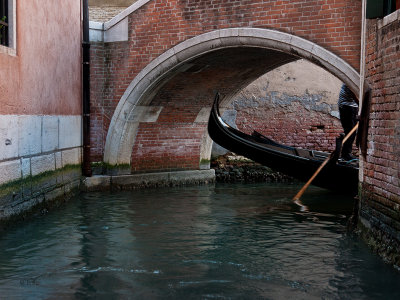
[{"x1": 0, "y1": 115, "x2": 82, "y2": 185}]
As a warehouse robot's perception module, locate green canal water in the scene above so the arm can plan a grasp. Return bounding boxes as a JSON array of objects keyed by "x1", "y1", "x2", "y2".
[{"x1": 0, "y1": 183, "x2": 400, "y2": 299}]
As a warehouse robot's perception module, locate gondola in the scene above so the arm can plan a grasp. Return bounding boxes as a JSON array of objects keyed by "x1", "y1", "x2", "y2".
[{"x1": 208, "y1": 93, "x2": 359, "y2": 194}]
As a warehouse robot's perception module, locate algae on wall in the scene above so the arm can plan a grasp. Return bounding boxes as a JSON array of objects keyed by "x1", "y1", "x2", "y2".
[{"x1": 0, "y1": 164, "x2": 81, "y2": 223}]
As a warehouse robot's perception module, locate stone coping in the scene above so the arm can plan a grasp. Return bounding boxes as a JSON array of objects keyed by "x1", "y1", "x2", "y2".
[
  {"x1": 378, "y1": 9, "x2": 400, "y2": 29},
  {"x1": 104, "y1": 0, "x2": 152, "y2": 29},
  {"x1": 89, "y1": 0, "x2": 151, "y2": 35}
]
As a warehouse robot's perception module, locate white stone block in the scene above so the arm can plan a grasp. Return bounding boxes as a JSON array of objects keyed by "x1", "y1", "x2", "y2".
[
  {"x1": 59, "y1": 116, "x2": 82, "y2": 149},
  {"x1": 18, "y1": 116, "x2": 42, "y2": 157},
  {"x1": 289, "y1": 35, "x2": 314, "y2": 59},
  {"x1": 55, "y1": 151, "x2": 62, "y2": 169},
  {"x1": 175, "y1": 39, "x2": 222, "y2": 64},
  {"x1": 117, "y1": 123, "x2": 139, "y2": 165},
  {"x1": 89, "y1": 21, "x2": 103, "y2": 30},
  {"x1": 42, "y1": 116, "x2": 59, "y2": 152},
  {"x1": 104, "y1": 17, "x2": 128, "y2": 42},
  {"x1": 195, "y1": 107, "x2": 211, "y2": 123},
  {"x1": 21, "y1": 157, "x2": 31, "y2": 178},
  {"x1": 89, "y1": 28, "x2": 104, "y2": 42},
  {"x1": 126, "y1": 77, "x2": 152, "y2": 105},
  {"x1": 127, "y1": 106, "x2": 163, "y2": 122},
  {"x1": 0, "y1": 115, "x2": 19, "y2": 160},
  {"x1": 62, "y1": 148, "x2": 81, "y2": 167},
  {"x1": 31, "y1": 153, "x2": 55, "y2": 176},
  {"x1": 89, "y1": 21, "x2": 104, "y2": 42},
  {"x1": 0, "y1": 159, "x2": 21, "y2": 185},
  {"x1": 382, "y1": 10, "x2": 399, "y2": 27},
  {"x1": 82, "y1": 175, "x2": 111, "y2": 190},
  {"x1": 219, "y1": 28, "x2": 239, "y2": 38},
  {"x1": 156, "y1": 48, "x2": 177, "y2": 69}
]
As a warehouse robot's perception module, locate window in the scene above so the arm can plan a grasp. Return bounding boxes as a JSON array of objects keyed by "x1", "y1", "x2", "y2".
[
  {"x1": 0, "y1": 0, "x2": 15, "y2": 54},
  {"x1": 383, "y1": 0, "x2": 398, "y2": 15},
  {"x1": 0, "y1": 0, "x2": 8, "y2": 46},
  {"x1": 367, "y1": 0, "x2": 400, "y2": 19}
]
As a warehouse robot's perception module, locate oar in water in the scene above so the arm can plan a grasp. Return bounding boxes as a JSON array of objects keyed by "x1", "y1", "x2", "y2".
[{"x1": 293, "y1": 123, "x2": 359, "y2": 203}]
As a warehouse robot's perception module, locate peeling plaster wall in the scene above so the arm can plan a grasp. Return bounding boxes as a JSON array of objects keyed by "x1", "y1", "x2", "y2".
[{"x1": 213, "y1": 60, "x2": 343, "y2": 157}]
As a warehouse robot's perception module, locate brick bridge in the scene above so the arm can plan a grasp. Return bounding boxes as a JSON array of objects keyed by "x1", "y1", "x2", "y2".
[{"x1": 89, "y1": 0, "x2": 362, "y2": 173}]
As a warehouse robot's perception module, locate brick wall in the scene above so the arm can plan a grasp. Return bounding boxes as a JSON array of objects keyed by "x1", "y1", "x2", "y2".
[
  {"x1": 131, "y1": 123, "x2": 206, "y2": 172},
  {"x1": 230, "y1": 60, "x2": 343, "y2": 153},
  {"x1": 360, "y1": 14, "x2": 400, "y2": 264},
  {"x1": 235, "y1": 102, "x2": 342, "y2": 152},
  {"x1": 90, "y1": 42, "x2": 107, "y2": 162},
  {"x1": 89, "y1": 6, "x2": 128, "y2": 22},
  {"x1": 90, "y1": 0, "x2": 362, "y2": 172}
]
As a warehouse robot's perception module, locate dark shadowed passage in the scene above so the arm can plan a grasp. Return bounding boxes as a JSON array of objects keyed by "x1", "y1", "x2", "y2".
[{"x1": 0, "y1": 183, "x2": 399, "y2": 299}]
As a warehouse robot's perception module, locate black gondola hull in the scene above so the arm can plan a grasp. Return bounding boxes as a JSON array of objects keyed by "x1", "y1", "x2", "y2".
[{"x1": 208, "y1": 94, "x2": 358, "y2": 194}]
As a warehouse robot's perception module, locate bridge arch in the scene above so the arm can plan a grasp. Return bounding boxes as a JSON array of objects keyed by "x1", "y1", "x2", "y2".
[{"x1": 103, "y1": 28, "x2": 360, "y2": 168}]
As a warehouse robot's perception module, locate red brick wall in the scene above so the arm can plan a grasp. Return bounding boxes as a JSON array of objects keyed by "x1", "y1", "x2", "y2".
[
  {"x1": 361, "y1": 17, "x2": 400, "y2": 245},
  {"x1": 131, "y1": 123, "x2": 206, "y2": 172},
  {"x1": 90, "y1": 42, "x2": 106, "y2": 162},
  {"x1": 90, "y1": 41, "x2": 132, "y2": 162},
  {"x1": 235, "y1": 102, "x2": 342, "y2": 152},
  {"x1": 90, "y1": 0, "x2": 362, "y2": 171}
]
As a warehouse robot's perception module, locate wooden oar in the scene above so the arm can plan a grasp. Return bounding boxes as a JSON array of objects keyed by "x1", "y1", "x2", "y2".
[{"x1": 293, "y1": 123, "x2": 359, "y2": 202}]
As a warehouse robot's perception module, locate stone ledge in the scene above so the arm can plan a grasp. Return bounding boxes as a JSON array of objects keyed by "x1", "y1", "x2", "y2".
[
  {"x1": 82, "y1": 169, "x2": 216, "y2": 192},
  {"x1": 378, "y1": 9, "x2": 400, "y2": 29},
  {"x1": 81, "y1": 175, "x2": 111, "y2": 192}
]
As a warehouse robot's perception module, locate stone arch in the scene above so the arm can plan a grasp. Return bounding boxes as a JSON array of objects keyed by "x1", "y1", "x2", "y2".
[{"x1": 103, "y1": 28, "x2": 360, "y2": 167}]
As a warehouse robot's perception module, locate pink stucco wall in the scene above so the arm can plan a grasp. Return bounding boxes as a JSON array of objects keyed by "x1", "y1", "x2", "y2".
[
  {"x1": 0, "y1": 0, "x2": 82, "y2": 115},
  {"x1": 0, "y1": 1, "x2": 83, "y2": 221}
]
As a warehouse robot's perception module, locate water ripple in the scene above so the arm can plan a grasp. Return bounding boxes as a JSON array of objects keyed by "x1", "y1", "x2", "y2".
[
  {"x1": 0, "y1": 183, "x2": 399, "y2": 299},
  {"x1": 77, "y1": 266, "x2": 161, "y2": 275}
]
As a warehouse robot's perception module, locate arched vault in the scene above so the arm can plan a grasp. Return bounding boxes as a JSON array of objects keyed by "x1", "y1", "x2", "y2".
[{"x1": 103, "y1": 28, "x2": 360, "y2": 168}]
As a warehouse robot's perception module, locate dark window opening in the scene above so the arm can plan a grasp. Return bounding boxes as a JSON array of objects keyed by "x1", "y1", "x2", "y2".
[
  {"x1": 384, "y1": 0, "x2": 397, "y2": 15},
  {"x1": 0, "y1": 0, "x2": 8, "y2": 47},
  {"x1": 367, "y1": 0, "x2": 399, "y2": 19}
]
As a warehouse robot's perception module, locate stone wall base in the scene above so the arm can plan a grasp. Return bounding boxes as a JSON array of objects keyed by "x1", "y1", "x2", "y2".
[
  {"x1": 357, "y1": 183, "x2": 400, "y2": 269},
  {"x1": 0, "y1": 165, "x2": 82, "y2": 227},
  {"x1": 82, "y1": 169, "x2": 216, "y2": 192},
  {"x1": 1, "y1": 169, "x2": 215, "y2": 226},
  {"x1": 357, "y1": 216, "x2": 400, "y2": 269}
]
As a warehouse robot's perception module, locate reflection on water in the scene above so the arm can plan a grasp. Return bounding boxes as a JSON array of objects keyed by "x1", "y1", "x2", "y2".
[{"x1": 0, "y1": 183, "x2": 399, "y2": 299}]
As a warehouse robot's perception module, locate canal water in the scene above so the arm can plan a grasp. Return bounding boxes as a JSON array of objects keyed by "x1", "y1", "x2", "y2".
[{"x1": 0, "y1": 183, "x2": 400, "y2": 299}]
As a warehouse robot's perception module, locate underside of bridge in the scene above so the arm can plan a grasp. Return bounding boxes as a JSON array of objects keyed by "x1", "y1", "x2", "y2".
[
  {"x1": 130, "y1": 47, "x2": 297, "y2": 172},
  {"x1": 100, "y1": 29, "x2": 359, "y2": 174}
]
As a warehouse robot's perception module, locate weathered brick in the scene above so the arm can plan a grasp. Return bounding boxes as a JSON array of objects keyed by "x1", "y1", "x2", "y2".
[
  {"x1": 90, "y1": 0, "x2": 362, "y2": 170},
  {"x1": 360, "y1": 17, "x2": 400, "y2": 256}
]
